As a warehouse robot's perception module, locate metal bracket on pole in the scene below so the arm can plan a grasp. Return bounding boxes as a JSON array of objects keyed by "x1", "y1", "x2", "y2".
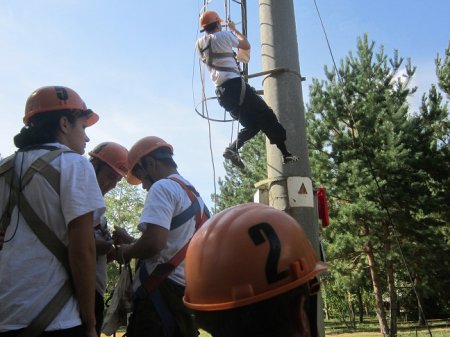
[
  {"x1": 254, "y1": 176, "x2": 286, "y2": 206},
  {"x1": 245, "y1": 67, "x2": 306, "y2": 81}
]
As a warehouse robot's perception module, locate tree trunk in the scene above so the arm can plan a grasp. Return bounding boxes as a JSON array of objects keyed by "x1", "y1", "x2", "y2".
[
  {"x1": 347, "y1": 292, "x2": 356, "y2": 328},
  {"x1": 356, "y1": 287, "x2": 364, "y2": 323},
  {"x1": 415, "y1": 277, "x2": 426, "y2": 326},
  {"x1": 365, "y1": 234, "x2": 390, "y2": 337},
  {"x1": 384, "y1": 221, "x2": 398, "y2": 337}
]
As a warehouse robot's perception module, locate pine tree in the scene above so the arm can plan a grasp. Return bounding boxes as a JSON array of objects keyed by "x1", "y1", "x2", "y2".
[
  {"x1": 436, "y1": 41, "x2": 450, "y2": 98},
  {"x1": 307, "y1": 34, "x2": 450, "y2": 335}
]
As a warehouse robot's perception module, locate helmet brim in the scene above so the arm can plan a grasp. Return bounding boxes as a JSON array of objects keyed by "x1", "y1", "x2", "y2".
[
  {"x1": 126, "y1": 172, "x2": 142, "y2": 185},
  {"x1": 85, "y1": 110, "x2": 99, "y2": 126}
]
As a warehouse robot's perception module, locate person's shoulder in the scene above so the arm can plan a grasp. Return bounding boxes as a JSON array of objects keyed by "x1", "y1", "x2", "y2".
[
  {"x1": 0, "y1": 153, "x2": 15, "y2": 166},
  {"x1": 151, "y1": 177, "x2": 176, "y2": 193},
  {"x1": 153, "y1": 175, "x2": 190, "y2": 194},
  {"x1": 46, "y1": 143, "x2": 84, "y2": 162},
  {"x1": 61, "y1": 151, "x2": 91, "y2": 168},
  {"x1": 214, "y1": 30, "x2": 233, "y2": 38}
]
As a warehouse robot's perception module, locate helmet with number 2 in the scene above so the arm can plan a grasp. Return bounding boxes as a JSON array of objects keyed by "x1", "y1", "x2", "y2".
[{"x1": 184, "y1": 203, "x2": 328, "y2": 311}]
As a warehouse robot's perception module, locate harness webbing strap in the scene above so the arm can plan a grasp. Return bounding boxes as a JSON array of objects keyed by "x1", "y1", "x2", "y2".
[
  {"x1": 140, "y1": 177, "x2": 209, "y2": 294},
  {"x1": 170, "y1": 199, "x2": 200, "y2": 230},
  {"x1": 0, "y1": 154, "x2": 14, "y2": 176},
  {"x1": 238, "y1": 77, "x2": 246, "y2": 106},
  {"x1": 0, "y1": 155, "x2": 16, "y2": 232},
  {"x1": 21, "y1": 149, "x2": 65, "y2": 192},
  {"x1": 13, "y1": 190, "x2": 71, "y2": 271},
  {"x1": 136, "y1": 177, "x2": 209, "y2": 337},
  {"x1": 197, "y1": 37, "x2": 241, "y2": 75},
  {"x1": 0, "y1": 148, "x2": 74, "y2": 337},
  {"x1": 17, "y1": 280, "x2": 73, "y2": 337}
]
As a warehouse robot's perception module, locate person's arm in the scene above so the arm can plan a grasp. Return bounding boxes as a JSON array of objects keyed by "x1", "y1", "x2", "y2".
[
  {"x1": 116, "y1": 224, "x2": 169, "y2": 264},
  {"x1": 95, "y1": 238, "x2": 113, "y2": 256},
  {"x1": 112, "y1": 226, "x2": 136, "y2": 245},
  {"x1": 68, "y1": 212, "x2": 97, "y2": 337},
  {"x1": 227, "y1": 20, "x2": 250, "y2": 50}
]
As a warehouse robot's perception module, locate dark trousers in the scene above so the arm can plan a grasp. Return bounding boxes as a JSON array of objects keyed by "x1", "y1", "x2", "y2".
[
  {"x1": 0, "y1": 326, "x2": 84, "y2": 337},
  {"x1": 95, "y1": 290, "x2": 104, "y2": 336},
  {"x1": 126, "y1": 279, "x2": 198, "y2": 337},
  {"x1": 216, "y1": 77, "x2": 287, "y2": 151}
]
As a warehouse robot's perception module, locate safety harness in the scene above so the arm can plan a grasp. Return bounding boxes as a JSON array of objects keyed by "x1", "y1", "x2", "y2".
[
  {"x1": 197, "y1": 35, "x2": 241, "y2": 75},
  {"x1": 0, "y1": 146, "x2": 74, "y2": 337},
  {"x1": 198, "y1": 34, "x2": 247, "y2": 107},
  {"x1": 134, "y1": 176, "x2": 210, "y2": 336}
]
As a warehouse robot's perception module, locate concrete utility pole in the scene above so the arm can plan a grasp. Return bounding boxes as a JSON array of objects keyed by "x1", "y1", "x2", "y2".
[{"x1": 258, "y1": 0, "x2": 325, "y2": 335}]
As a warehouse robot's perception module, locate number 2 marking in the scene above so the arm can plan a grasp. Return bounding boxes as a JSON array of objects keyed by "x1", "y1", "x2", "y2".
[{"x1": 248, "y1": 222, "x2": 289, "y2": 284}]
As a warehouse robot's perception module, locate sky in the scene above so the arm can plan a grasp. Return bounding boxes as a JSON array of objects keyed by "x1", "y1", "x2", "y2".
[{"x1": 1, "y1": 0, "x2": 449, "y2": 210}]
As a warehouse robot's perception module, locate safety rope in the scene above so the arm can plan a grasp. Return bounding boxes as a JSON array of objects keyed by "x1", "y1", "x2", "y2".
[
  {"x1": 312, "y1": 1, "x2": 433, "y2": 335},
  {"x1": 193, "y1": 0, "x2": 219, "y2": 213}
]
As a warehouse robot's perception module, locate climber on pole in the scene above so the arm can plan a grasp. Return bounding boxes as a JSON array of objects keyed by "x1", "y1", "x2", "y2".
[{"x1": 196, "y1": 10, "x2": 298, "y2": 170}]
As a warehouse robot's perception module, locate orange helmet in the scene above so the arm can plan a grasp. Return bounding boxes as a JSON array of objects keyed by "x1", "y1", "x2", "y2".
[
  {"x1": 200, "y1": 10, "x2": 223, "y2": 28},
  {"x1": 23, "y1": 86, "x2": 99, "y2": 126},
  {"x1": 127, "y1": 136, "x2": 173, "y2": 185},
  {"x1": 89, "y1": 142, "x2": 129, "y2": 177},
  {"x1": 184, "y1": 203, "x2": 328, "y2": 311}
]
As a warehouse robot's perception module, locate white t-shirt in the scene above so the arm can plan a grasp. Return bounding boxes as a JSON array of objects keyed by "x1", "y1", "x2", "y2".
[
  {"x1": 133, "y1": 174, "x2": 207, "y2": 291},
  {"x1": 0, "y1": 143, "x2": 105, "y2": 332},
  {"x1": 197, "y1": 30, "x2": 241, "y2": 86}
]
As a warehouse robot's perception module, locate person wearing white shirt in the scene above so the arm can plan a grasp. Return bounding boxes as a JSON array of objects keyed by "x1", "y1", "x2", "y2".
[{"x1": 0, "y1": 86, "x2": 105, "y2": 337}]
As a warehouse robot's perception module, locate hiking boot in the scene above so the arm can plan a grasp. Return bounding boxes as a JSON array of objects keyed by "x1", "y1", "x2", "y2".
[
  {"x1": 283, "y1": 154, "x2": 299, "y2": 164},
  {"x1": 223, "y1": 148, "x2": 245, "y2": 170}
]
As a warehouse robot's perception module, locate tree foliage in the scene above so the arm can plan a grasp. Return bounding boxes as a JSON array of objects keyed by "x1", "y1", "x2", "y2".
[
  {"x1": 207, "y1": 35, "x2": 450, "y2": 335},
  {"x1": 436, "y1": 41, "x2": 450, "y2": 97},
  {"x1": 103, "y1": 179, "x2": 145, "y2": 298},
  {"x1": 307, "y1": 34, "x2": 450, "y2": 335}
]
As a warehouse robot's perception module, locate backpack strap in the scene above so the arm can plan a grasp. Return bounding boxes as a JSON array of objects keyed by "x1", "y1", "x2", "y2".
[{"x1": 0, "y1": 148, "x2": 75, "y2": 337}]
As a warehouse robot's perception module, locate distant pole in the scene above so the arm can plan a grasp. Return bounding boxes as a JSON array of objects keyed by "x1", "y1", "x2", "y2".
[{"x1": 258, "y1": 0, "x2": 324, "y2": 336}]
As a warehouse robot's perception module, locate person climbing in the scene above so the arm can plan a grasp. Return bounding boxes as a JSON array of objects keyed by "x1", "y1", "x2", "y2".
[
  {"x1": 88, "y1": 141, "x2": 129, "y2": 336},
  {"x1": 184, "y1": 203, "x2": 328, "y2": 337},
  {"x1": 196, "y1": 10, "x2": 298, "y2": 169},
  {"x1": 0, "y1": 86, "x2": 105, "y2": 337},
  {"x1": 113, "y1": 136, "x2": 210, "y2": 337}
]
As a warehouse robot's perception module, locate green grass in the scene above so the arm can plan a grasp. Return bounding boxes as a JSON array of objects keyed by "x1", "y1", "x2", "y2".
[
  {"x1": 325, "y1": 318, "x2": 450, "y2": 336},
  {"x1": 103, "y1": 319, "x2": 450, "y2": 337},
  {"x1": 199, "y1": 318, "x2": 450, "y2": 336}
]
